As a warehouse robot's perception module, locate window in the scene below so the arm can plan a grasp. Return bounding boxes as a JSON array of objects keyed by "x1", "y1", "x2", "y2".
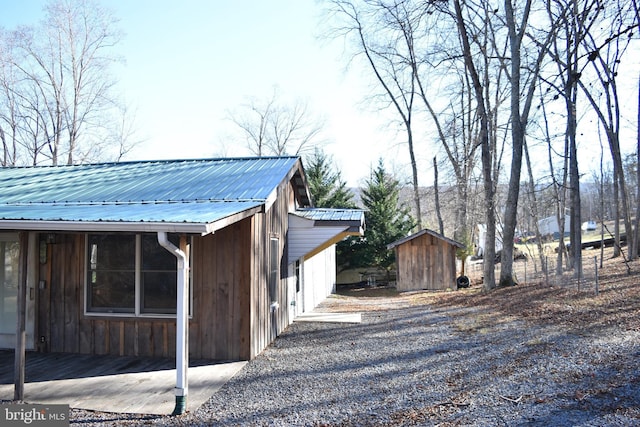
[
  {"x1": 86, "y1": 233, "x2": 189, "y2": 316},
  {"x1": 295, "y1": 260, "x2": 301, "y2": 293},
  {"x1": 141, "y1": 234, "x2": 179, "y2": 314},
  {"x1": 87, "y1": 234, "x2": 136, "y2": 313},
  {"x1": 269, "y1": 237, "x2": 279, "y2": 305}
]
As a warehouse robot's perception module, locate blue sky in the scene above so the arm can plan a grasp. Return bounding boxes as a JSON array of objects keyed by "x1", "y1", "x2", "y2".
[
  {"x1": 0, "y1": 0, "x2": 400, "y2": 186},
  {"x1": 3, "y1": 1, "x2": 638, "y2": 188}
]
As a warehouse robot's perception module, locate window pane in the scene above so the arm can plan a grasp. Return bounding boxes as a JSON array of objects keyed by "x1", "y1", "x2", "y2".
[
  {"x1": 0, "y1": 240, "x2": 19, "y2": 334},
  {"x1": 142, "y1": 234, "x2": 177, "y2": 270},
  {"x1": 87, "y1": 234, "x2": 135, "y2": 313},
  {"x1": 87, "y1": 271, "x2": 135, "y2": 313},
  {"x1": 141, "y1": 234, "x2": 179, "y2": 314},
  {"x1": 269, "y1": 238, "x2": 278, "y2": 302},
  {"x1": 141, "y1": 272, "x2": 176, "y2": 313},
  {"x1": 88, "y1": 234, "x2": 135, "y2": 270}
]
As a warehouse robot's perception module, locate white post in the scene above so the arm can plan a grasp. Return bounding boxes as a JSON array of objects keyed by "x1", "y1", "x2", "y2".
[{"x1": 157, "y1": 232, "x2": 189, "y2": 415}]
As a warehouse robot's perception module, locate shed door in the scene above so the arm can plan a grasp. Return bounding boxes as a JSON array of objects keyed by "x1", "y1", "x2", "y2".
[{"x1": 0, "y1": 234, "x2": 34, "y2": 349}]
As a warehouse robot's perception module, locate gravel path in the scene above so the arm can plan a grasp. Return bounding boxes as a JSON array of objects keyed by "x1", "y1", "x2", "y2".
[{"x1": 70, "y1": 294, "x2": 640, "y2": 426}]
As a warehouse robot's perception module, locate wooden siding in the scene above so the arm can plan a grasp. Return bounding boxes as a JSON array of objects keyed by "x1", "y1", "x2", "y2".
[
  {"x1": 36, "y1": 233, "x2": 178, "y2": 358},
  {"x1": 248, "y1": 179, "x2": 293, "y2": 359},
  {"x1": 32, "y1": 175, "x2": 299, "y2": 361},
  {"x1": 190, "y1": 219, "x2": 251, "y2": 361},
  {"x1": 395, "y1": 233, "x2": 458, "y2": 292},
  {"x1": 36, "y1": 221, "x2": 253, "y2": 361}
]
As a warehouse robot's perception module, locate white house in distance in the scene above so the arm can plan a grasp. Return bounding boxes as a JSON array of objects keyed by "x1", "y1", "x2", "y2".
[
  {"x1": 475, "y1": 224, "x2": 503, "y2": 257},
  {"x1": 538, "y1": 215, "x2": 571, "y2": 237}
]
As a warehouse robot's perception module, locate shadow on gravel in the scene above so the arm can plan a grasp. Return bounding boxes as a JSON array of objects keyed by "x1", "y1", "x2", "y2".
[{"x1": 180, "y1": 298, "x2": 640, "y2": 426}]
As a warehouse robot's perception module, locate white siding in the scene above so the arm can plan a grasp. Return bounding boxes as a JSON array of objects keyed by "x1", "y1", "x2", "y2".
[
  {"x1": 288, "y1": 214, "x2": 347, "y2": 263},
  {"x1": 302, "y1": 246, "x2": 336, "y2": 313}
]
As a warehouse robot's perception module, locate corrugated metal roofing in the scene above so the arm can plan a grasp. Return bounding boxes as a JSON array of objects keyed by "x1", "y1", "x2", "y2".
[
  {"x1": 294, "y1": 208, "x2": 365, "y2": 222},
  {"x1": 387, "y1": 228, "x2": 465, "y2": 250},
  {"x1": 0, "y1": 157, "x2": 308, "y2": 233},
  {"x1": 0, "y1": 157, "x2": 301, "y2": 204}
]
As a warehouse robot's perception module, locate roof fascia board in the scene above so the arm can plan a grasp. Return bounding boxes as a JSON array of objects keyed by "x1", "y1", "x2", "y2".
[
  {"x1": 205, "y1": 205, "x2": 264, "y2": 234},
  {"x1": 0, "y1": 206, "x2": 266, "y2": 236},
  {"x1": 0, "y1": 220, "x2": 209, "y2": 234}
]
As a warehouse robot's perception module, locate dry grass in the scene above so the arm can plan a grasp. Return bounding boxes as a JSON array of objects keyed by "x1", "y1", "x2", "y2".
[
  {"x1": 331, "y1": 246, "x2": 640, "y2": 332},
  {"x1": 429, "y1": 247, "x2": 640, "y2": 333}
]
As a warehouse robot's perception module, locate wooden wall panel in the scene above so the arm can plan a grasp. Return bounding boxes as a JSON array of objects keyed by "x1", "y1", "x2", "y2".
[
  {"x1": 246, "y1": 179, "x2": 294, "y2": 359},
  {"x1": 36, "y1": 174, "x2": 290, "y2": 362},
  {"x1": 38, "y1": 233, "x2": 192, "y2": 359},
  {"x1": 190, "y1": 218, "x2": 250, "y2": 361},
  {"x1": 395, "y1": 233, "x2": 458, "y2": 292}
]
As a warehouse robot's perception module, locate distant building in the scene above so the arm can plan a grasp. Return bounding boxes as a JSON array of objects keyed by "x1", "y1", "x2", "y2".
[
  {"x1": 475, "y1": 223, "x2": 503, "y2": 257},
  {"x1": 538, "y1": 215, "x2": 570, "y2": 237}
]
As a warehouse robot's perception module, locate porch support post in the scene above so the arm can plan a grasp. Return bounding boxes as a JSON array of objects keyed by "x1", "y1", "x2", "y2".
[
  {"x1": 157, "y1": 232, "x2": 189, "y2": 415},
  {"x1": 14, "y1": 232, "x2": 28, "y2": 401}
]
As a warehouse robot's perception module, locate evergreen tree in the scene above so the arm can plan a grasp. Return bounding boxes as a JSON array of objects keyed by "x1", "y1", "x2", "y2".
[
  {"x1": 359, "y1": 159, "x2": 416, "y2": 274},
  {"x1": 304, "y1": 149, "x2": 359, "y2": 272},
  {"x1": 305, "y1": 149, "x2": 356, "y2": 208}
]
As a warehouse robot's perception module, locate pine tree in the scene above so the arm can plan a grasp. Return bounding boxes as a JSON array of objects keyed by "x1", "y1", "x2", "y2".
[
  {"x1": 359, "y1": 159, "x2": 416, "y2": 274},
  {"x1": 305, "y1": 149, "x2": 356, "y2": 208},
  {"x1": 304, "y1": 149, "x2": 359, "y2": 272}
]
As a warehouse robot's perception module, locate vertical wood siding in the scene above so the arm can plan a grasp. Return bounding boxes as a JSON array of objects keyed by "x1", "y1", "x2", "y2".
[
  {"x1": 395, "y1": 233, "x2": 458, "y2": 292},
  {"x1": 248, "y1": 179, "x2": 293, "y2": 359},
  {"x1": 35, "y1": 179, "x2": 295, "y2": 361}
]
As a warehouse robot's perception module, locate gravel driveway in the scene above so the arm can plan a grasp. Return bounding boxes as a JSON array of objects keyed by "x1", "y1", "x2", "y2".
[{"x1": 71, "y1": 292, "x2": 640, "y2": 426}]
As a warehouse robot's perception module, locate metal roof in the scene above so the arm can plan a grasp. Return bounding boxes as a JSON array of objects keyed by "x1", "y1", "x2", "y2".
[
  {"x1": 293, "y1": 208, "x2": 365, "y2": 222},
  {"x1": 387, "y1": 228, "x2": 465, "y2": 250},
  {"x1": 292, "y1": 208, "x2": 365, "y2": 235},
  {"x1": 0, "y1": 157, "x2": 310, "y2": 234}
]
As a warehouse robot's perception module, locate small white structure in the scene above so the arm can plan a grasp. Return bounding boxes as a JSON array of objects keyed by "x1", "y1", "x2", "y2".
[
  {"x1": 287, "y1": 209, "x2": 364, "y2": 319},
  {"x1": 476, "y1": 224, "x2": 503, "y2": 257},
  {"x1": 538, "y1": 215, "x2": 570, "y2": 236}
]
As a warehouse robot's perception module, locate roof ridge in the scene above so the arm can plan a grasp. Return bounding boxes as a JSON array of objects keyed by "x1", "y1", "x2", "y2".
[
  {"x1": 1, "y1": 156, "x2": 301, "y2": 169},
  {"x1": 1, "y1": 198, "x2": 269, "y2": 206}
]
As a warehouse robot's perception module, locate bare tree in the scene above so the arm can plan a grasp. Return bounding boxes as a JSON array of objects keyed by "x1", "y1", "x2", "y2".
[
  {"x1": 635, "y1": 0, "x2": 640, "y2": 260},
  {"x1": 229, "y1": 88, "x2": 324, "y2": 157},
  {"x1": 452, "y1": 0, "x2": 498, "y2": 289},
  {"x1": 497, "y1": 0, "x2": 558, "y2": 286},
  {"x1": 327, "y1": 0, "x2": 425, "y2": 228},
  {"x1": 0, "y1": 0, "x2": 126, "y2": 166},
  {"x1": 577, "y1": 0, "x2": 637, "y2": 260}
]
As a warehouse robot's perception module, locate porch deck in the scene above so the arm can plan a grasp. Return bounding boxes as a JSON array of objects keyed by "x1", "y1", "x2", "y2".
[{"x1": 0, "y1": 351, "x2": 246, "y2": 415}]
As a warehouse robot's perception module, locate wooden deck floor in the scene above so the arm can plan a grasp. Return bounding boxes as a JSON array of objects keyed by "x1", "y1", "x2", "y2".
[{"x1": 0, "y1": 351, "x2": 246, "y2": 415}]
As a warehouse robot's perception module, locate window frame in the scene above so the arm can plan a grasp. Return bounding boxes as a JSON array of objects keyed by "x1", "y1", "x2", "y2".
[
  {"x1": 84, "y1": 233, "x2": 192, "y2": 318},
  {"x1": 268, "y1": 236, "x2": 280, "y2": 311}
]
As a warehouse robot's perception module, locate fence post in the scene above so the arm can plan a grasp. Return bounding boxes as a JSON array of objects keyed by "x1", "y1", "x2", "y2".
[
  {"x1": 544, "y1": 256, "x2": 549, "y2": 287},
  {"x1": 594, "y1": 256, "x2": 599, "y2": 296}
]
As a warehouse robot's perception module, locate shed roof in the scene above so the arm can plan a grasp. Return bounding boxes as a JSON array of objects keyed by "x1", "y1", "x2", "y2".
[
  {"x1": 0, "y1": 157, "x2": 311, "y2": 234},
  {"x1": 293, "y1": 208, "x2": 364, "y2": 222},
  {"x1": 387, "y1": 228, "x2": 465, "y2": 250}
]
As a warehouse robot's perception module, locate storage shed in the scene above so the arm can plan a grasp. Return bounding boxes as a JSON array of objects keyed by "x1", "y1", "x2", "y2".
[{"x1": 387, "y1": 229, "x2": 464, "y2": 292}]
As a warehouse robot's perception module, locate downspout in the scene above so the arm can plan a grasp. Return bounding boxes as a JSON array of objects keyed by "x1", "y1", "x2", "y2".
[{"x1": 157, "y1": 232, "x2": 189, "y2": 416}]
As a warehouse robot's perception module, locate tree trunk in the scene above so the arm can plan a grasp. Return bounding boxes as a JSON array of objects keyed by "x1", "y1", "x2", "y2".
[
  {"x1": 453, "y1": 0, "x2": 495, "y2": 290},
  {"x1": 499, "y1": 0, "x2": 526, "y2": 287},
  {"x1": 433, "y1": 156, "x2": 444, "y2": 235},
  {"x1": 634, "y1": 71, "x2": 640, "y2": 259}
]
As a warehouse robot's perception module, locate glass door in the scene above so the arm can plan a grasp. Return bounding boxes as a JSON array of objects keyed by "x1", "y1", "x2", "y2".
[{"x1": 0, "y1": 234, "x2": 20, "y2": 349}]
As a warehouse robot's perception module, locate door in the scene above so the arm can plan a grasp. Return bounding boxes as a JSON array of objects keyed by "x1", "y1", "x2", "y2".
[
  {"x1": 0, "y1": 233, "x2": 35, "y2": 349},
  {"x1": 287, "y1": 260, "x2": 304, "y2": 320}
]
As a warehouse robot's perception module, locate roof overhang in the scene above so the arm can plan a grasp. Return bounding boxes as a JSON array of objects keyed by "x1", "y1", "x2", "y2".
[
  {"x1": 387, "y1": 228, "x2": 465, "y2": 250},
  {"x1": 287, "y1": 209, "x2": 365, "y2": 263},
  {"x1": 0, "y1": 203, "x2": 265, "y2": 236}
]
